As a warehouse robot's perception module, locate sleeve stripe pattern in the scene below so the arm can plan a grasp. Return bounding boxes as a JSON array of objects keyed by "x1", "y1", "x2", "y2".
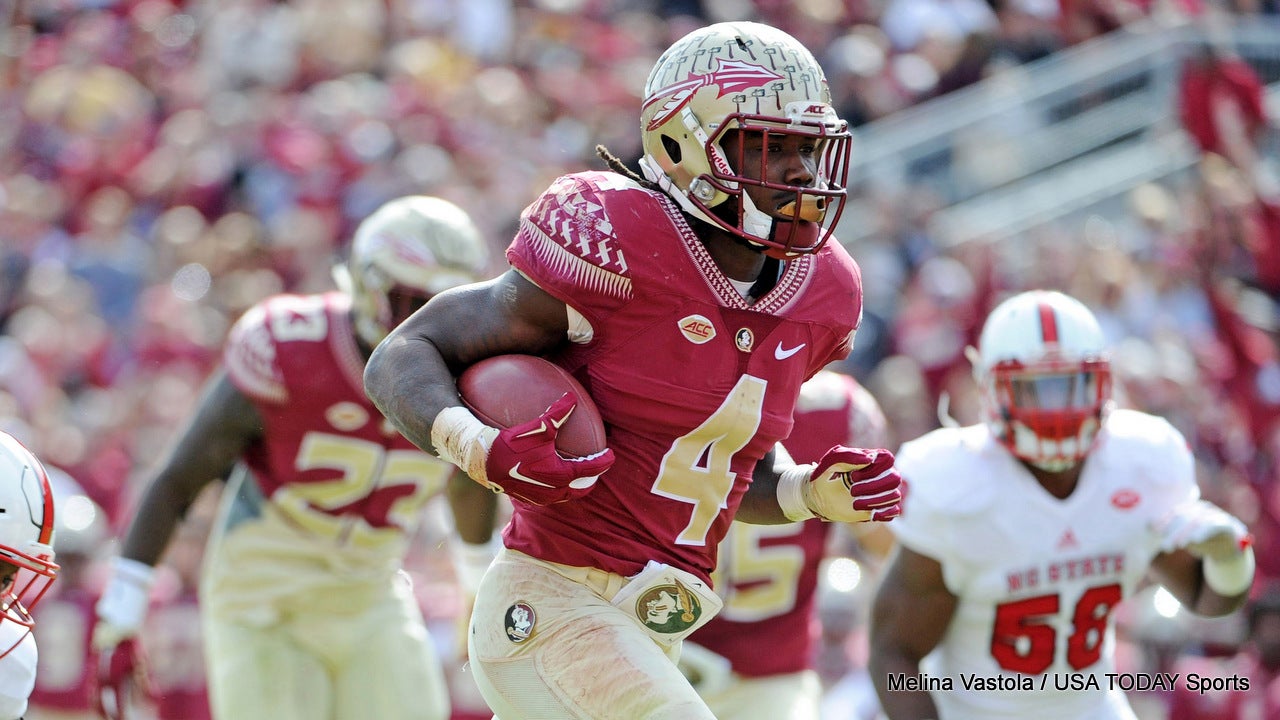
[
  {"x1": 225, "y1": 343, "x2": 289, "y2": 403},
  {"x1": 519, "y1": 219, "x2": 634, "y2": 301},
  {"x1": 224, "y1": 303, "x2": 289, "y2": 404}
]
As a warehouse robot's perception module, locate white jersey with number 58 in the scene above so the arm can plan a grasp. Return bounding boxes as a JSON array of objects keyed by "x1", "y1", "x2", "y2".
[{"x1": 890, "y1": 408, "x2": 1198, "y2": 720}]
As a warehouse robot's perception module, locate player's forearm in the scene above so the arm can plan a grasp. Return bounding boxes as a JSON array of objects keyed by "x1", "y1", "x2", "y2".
[
  {"x1": 734, "y1": 448, "x2": 793, "y2": 525},
  {"x1": 447, "y1": 472, "x2": 500, "y2": 544},
  {"x1": 119, "y1": 475, "x2": 194, "y2": 567},
  {"x1": 1190, "y1": 555, "x2": 1252, "y2": 616},
  {"x1": 734, "y1": 487, "x2": 791, "y2": 524},
  {"x1": 870, "y1": 652, "x2": 942, "y2": 720},
  {"x1": 364, "y1": 331, "x2": 461, "y2": 455}
]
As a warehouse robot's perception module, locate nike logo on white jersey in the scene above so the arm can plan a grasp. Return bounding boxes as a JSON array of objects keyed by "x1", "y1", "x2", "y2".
[
  {"x1": 774, "y1": 342, "x2": 806, "y2": 360},
  {"x1": 508, "y1": 462, "x2": 554, "y2": 487}
]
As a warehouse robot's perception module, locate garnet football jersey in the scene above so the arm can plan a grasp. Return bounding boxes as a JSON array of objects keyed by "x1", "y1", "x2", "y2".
[
  {"x1": 29, "y1": 588, "x2": 96, "y2": 713},
  {"x1": 205, "y1": 292, "x2": 456, "y2": 620},
  {"x1": 891, "y1": 409, "x2": 1199, "y2": 720},
  {"x1": 503, "y1": 172, "x2": 864, "y2": 583},
  {"x1": 694, "y1": 371, "x2": 887, "y2": 678},
  {"x1": 145, "y1": 591, "x2": 211, "y2": 720}
]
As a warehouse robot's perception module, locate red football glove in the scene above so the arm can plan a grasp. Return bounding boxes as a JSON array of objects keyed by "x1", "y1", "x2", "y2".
[
  {"x1": 483, "y1": 393, "x2": 615, "y2": 506},
  {"x1": 94, "y1": 638, "x2": 150, "y2": 720},
  {"x1": 805, "y1": 447, "x2": 902, "y2": 523}
]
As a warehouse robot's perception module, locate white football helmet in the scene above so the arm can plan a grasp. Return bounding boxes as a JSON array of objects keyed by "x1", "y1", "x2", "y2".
[
  {"x1": 335, "y1": 196, "x2": 490, "y2": 346},
  {"x1": 972, "y1": 291, "x2": 1113, "y2": 472},
  {"x1": 0, "y1": 431, "x2": 57, "y2": 658},
  {"x1": 639, "y1": 21, "x2": 852, "y2": 258}
]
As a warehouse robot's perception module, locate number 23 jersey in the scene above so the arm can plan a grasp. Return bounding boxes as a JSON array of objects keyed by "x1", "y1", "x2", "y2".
[
  {"x1": 504, "y1": 171, "x2": 864, "y2": 584},
  {"x1": 890, "y1": 409, "x2": 1199, "y2": 719}
]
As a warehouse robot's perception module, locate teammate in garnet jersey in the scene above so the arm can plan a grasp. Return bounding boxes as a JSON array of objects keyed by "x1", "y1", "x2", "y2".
[
  {"x1": 684, "y1": 369, "x2": 892, "y2": 720},
  {"x1": 364, "y1": 21, "x2": 903, "y2": 720},
  {"x1": 870, "y1": 290, "x2": 1256, "y2": 720},
  {"x1": 90, "y1": 196, "x2": 499, "y2": 720}
]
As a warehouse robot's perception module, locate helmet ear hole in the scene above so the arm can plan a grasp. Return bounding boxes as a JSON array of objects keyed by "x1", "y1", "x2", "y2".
[{"x1": 662, "y1": 135, "x2": 682, "y2": 164}]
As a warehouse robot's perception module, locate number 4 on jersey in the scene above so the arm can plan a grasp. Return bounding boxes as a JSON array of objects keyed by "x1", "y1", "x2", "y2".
[{"x1": 652, "y1": 375, "x2": 766, "y2": 546}]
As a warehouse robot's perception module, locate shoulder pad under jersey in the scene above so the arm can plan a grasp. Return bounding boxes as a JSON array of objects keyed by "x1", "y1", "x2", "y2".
[
  {"x1": 1095, "y1": 408, "x2": 1195, "y2": 490},
  {"x1": 224, "y1": 298, "x2": 291, "y2": 403},
  {"x1": 895, "y1": 425, "x2": 1002, "y2": 518},
  {"x1": 509, "y1": 171, "x2": 663, "y2": 301}
]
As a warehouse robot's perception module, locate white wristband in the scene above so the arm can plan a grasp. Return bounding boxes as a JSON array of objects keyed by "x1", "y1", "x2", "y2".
[
  {"x1": 93, "y1": 557, "x2": 156, "y2": 648},
  {"x1": 431, "y1": 406, "x2": 499, "y2": 486},
  {"x1": 450, "y1": 537, "x2": 502, "y2": 596},
  {"x1": 1203, "y1": 545, "x2": 1255, "y2": 596},
  {"x1": 777, "y1": 463, "x2": 817, "y2": 522}
]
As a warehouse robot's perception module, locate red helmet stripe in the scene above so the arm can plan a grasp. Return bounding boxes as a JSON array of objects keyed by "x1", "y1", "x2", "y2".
[
  {"x1": 35, "y1": 462, "x2": 53, "y2": 545},
  {"x1": 1038, "y1": 302, "x2": 1059, "y2": 344}
]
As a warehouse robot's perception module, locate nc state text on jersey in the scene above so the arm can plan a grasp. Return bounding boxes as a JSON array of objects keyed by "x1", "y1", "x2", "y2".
[{"x1": 1006, "y1": 552, "x2": 1125, "y2": 592}]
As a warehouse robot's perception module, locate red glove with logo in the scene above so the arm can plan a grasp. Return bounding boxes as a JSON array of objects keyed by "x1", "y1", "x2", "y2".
[
  {"x1": 483, "y1": 394, "x2": 615, "y2": 506},
  {"x1": 817, "y1": 447, "x2": 902, "y2": 520},
  {"x1": 94, "y1": 638, "x2": 151, "y2": 720},
  {"x1": 780, "y1": 446, "x2": 902, "y2": 523}
]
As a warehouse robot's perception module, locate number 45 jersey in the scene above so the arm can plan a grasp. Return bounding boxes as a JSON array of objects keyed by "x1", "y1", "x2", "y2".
[{"x1": 890, "y1": 409, "x2": 1199, "y2": 720}]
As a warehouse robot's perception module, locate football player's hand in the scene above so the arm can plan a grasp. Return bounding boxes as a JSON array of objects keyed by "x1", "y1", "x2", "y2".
[
  {"x1": 93, "y1": 557, "x2": 155, "y2": 651},
  {"x1": 483, "y1": 393, "x2": 615, "y2": 506},
  {"x1": 1155, "y1": 499, "x2": 1252, "y2": 561},
  {"x1": 94, "y1": 638, "x2": 149, "y2": 720},
  {"x1": 803, "y1": 447, "x2": 902, "y2": 523}
]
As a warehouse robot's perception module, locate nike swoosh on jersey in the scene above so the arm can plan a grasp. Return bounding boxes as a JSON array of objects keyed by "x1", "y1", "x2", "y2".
[
  {"x1": 774, "y1": 342, "x2": 806, "y2": 360},
  {"x1": 509, "y1": 462, "x2": 555, "y2": 487}
]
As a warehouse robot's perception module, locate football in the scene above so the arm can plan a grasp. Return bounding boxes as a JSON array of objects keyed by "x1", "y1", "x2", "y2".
[{"x1": 457, "y1": 355, "x2": 607, "y2": 458}]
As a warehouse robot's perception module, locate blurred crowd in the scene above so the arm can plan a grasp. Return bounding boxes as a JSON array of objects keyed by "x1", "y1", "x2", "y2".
[{"x1": 3, "y1": 0, "x2": 1280, "y2": 718}]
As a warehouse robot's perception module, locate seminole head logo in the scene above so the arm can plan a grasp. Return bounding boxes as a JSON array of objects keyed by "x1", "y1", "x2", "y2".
[
  {"x1": 504, "y1": 602, "x2": 536, "y2": 643},
  {"x1": 635, "y1": 580, "x2": 702, "y2": 634},
  {"x1": 643, "y1": 60, "x2": 785, "y2": 131}
]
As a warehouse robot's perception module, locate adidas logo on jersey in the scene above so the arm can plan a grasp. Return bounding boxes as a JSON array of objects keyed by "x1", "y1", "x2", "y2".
[{"x1": 1056, "y1": 528, "x2": 1079, "y2": 550}]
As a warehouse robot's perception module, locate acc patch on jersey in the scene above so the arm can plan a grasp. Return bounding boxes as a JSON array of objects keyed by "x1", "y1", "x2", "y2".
[
  {"x1": 505, "y1": 602, "x2": 536, "y2": 643},
  {"x1": 634, "y1": 580, "x2": 702, "y2": 635}
]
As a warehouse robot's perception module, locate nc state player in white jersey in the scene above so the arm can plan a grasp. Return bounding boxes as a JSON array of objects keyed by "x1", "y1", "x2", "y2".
[
  {"x1": 870, "y1": 290, "x2": 1256, "y2": 720},
  {"x1": 90, "y1": 197, "x2": 499, "y2": 720},
  {"x1": 365, "y1": 21, "x2": 903, "y2": 720},
  {"x1": 0, "y1": 431, "x2": 58, "y2": 720}
]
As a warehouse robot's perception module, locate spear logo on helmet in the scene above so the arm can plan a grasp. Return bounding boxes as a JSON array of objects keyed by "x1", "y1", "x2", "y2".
[{"x1": 643, "y1": 60, "x2": 784, "y2": 131}]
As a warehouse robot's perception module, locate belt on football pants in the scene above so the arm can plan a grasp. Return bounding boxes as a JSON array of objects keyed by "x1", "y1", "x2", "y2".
[
  {"x1": 503, "y1": 551, "x2": 723, "y2": 647},
  {"x1": 503, "y1": 549, "x2": 632, "y2": 601}
]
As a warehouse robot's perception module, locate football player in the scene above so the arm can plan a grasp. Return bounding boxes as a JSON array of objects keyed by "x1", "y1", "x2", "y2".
[
  {"x1": 91, "y1": 196, "x2": 500, "y2": 720},
  {"x1": 870, "y1": 290, "x2": 1256, "y2": 720},
  {"x1": 684, "y1": 369, "x2": 892, "y2": 719},
  {"x1": 365, "y1": 21, "x2": 903, "y2": 720},
  {"x1": 0, "y1": 431, "x2": 59, "y2": 720}
]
